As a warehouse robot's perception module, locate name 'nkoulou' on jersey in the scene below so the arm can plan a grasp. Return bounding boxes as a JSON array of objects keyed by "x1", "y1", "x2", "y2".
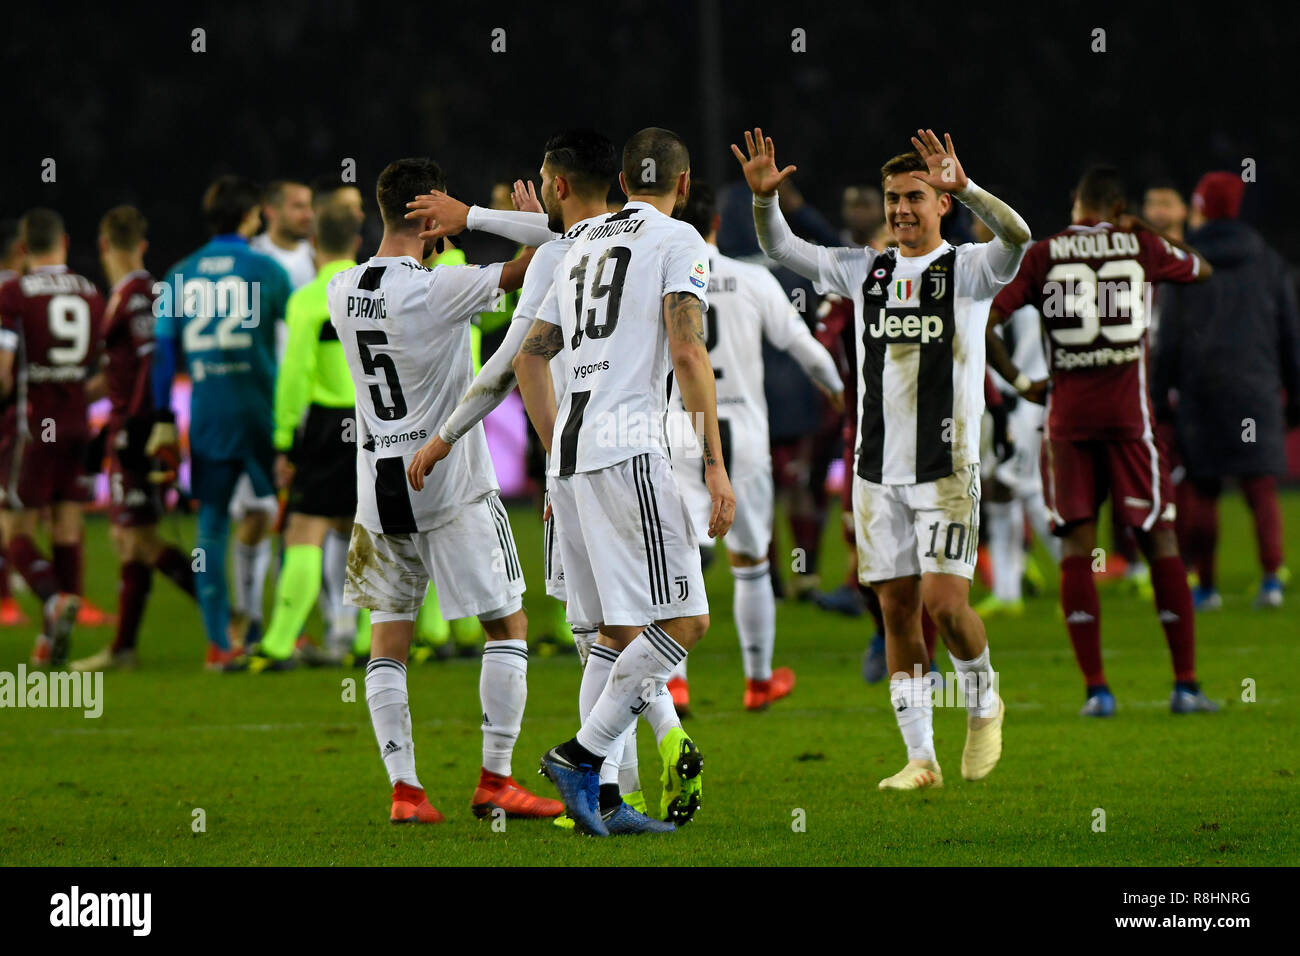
[
  {"x1": 535, "y1": 201, "x2": 711, "y2": 478},
  {"x1": 813, "y1": 239, "x2": 1023, "y2": 484},
  {"x1": 328, "y1": 255, "x2": 505, "y2": 534}
]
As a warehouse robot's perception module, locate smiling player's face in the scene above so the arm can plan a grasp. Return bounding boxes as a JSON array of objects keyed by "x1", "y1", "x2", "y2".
[{"x1": 882, "y1": 173, "x2": 947, "y2": 252}]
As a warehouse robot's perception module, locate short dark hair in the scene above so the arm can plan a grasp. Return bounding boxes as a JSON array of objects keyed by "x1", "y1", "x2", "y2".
[
  {"x1": 20, "y1": 208, "x2": 65, "y2": 254},
  {"x1": 316, "y1": 202, "x2": 360, "y2": 256},
  {"x1": 1076, "y1": 165, "x2": 1127, "y2": 213},
  {"x1": 543, "y1": 129, "x2": 618, "y2": 199},
  {"x1": 880, "y1": 152, "x2": 928, "y2": 189},
  {"x1": 376, "y1": 158, "x2": 446, "y2": 231},
  {"x1": 99, "y1": 205, "x2": 148, "y2": 250},
  {"x1": 622, "y1": 127, "x2": 689, "y2": 197},
  {"x1": 263, "y1": 179, "x2": 308, "y2": 208},
  {"x1": 681, "y1": 180, "x2": 717, "y2": 239},
  {"x1": 310, "y1": 174, "x2": 346, "y2": 203},
  {"x1": 202, "y1": 175, "x2": 261, "y2": 235},
  {"x1": 0, "y1": 219, "x2": 19, "y2": 257}
]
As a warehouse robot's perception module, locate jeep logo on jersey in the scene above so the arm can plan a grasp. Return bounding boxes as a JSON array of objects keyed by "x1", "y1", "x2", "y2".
[{"x1": 867, "y1": 310, "x2": 945, "y2": 344}]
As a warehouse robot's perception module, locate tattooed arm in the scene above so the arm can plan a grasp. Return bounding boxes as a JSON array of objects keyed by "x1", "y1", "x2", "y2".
[
  {"x1": 665, "y1": 291, "x2": 735, "y2": 538},
  {"x1": 511, "y1": 320, "x2": 563, "y2": 455}
]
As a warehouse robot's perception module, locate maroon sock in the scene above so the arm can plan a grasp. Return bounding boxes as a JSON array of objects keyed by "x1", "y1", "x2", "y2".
[
  {"x1": 111, "y1": 561, "x2": 152, "y2": 652},
  {"x1": 1180, "y1": 485, "x2": 1219, "y2": 590},
  {"x1": 0, "y1": 551, "x2": 9, "y2": 600},
  {"x1": 7, "y1": 535, "x2": 58, "y2": 603},
  {"x1": 921, "y1": 608, "x2": 937, "y2": 662},
  {"x1": 1240, "y1": 475, "x2": 1284, "y2": 575},
  {"x1": 154, "y1": 545, "x2": 197, "y2": 600},
  {"x1": 52, "y1": 543, "x2": 82, "y2": 596},
  {"x1": 1061, "y1": 555, "x2": 1105, "y2": 687},
  {"x1": 1150, "y1": 555, "x2": 1197, "y2": 682}
]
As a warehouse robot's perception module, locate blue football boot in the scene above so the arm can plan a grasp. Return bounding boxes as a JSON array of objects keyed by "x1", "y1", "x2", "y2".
[
  {"x1": 539, "y1": 747, "x2": 608, "y2": 837},
  {"x1": 1079, "y1": 686, "x2": 1117, "y2": 717},
  {"x1": 603, "y1": 801, "x2": 676, "y2": 835}
]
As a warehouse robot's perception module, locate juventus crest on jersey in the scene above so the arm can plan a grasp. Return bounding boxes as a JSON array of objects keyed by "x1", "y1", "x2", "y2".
[
  {"x1": 328, "y1": 255, "x2": 505, "y2": 534},
  {"x1": 535, "y1": 201, "x2": 711, "y2": 478},
  {"x1": 812, "y1": 239, "x2": 1025, "y2": 484}
]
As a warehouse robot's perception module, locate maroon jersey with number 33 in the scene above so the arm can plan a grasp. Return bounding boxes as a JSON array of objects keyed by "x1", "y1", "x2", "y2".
[{"x1": 993, "y1": 221, "x2": 1198, "y2": 441}]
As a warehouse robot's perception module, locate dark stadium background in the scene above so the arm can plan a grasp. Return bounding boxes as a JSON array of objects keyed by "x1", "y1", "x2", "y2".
[{"x1": 10, "y1": 2, "x2": 1297, "y2": 272}]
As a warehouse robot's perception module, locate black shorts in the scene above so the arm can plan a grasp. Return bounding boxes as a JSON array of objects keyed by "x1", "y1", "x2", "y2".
[{"x1": 288, "y1": 404, "x2": 357, "y2": 518}]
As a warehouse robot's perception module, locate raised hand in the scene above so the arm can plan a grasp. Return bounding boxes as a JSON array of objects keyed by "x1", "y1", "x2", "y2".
[
  {"x1": 404, "y1": 191, "x2": 470, "y2": 241},
  {"x1": 511, "y1": 179, "x2": 543, "y2": 214},
  {"x1": 730, "y1": 127, "x2": 797, "y2": 198},
  {"x1": 908, "y1": 129, "x2": 968, "y2": 193}
]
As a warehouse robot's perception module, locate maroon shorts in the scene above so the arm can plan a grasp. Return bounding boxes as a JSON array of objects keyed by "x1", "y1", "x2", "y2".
[
  {"x1": 1042, "y1": 436, "x2": 1175, "y2": 535},
  {"x1": 0, "y1": 432, "x2": 95, "y2": 510}
]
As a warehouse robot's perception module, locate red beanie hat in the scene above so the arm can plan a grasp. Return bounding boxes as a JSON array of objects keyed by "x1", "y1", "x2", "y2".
[{"x1": 1192, "y1": 172, "x2": 1245, "y2": 220}]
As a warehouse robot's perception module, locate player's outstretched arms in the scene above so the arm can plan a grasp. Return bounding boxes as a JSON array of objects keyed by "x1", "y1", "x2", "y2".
[
  {"x1": 406, "y1": 190, "x2": 556, "y2": 246},
  {"x1": 985, "y1": 311, "x2": 1047, "y2": 405},
  {"x1": 1117, "y1": 212, "x2": 1214, "y2": 282},
  {"x1": 665, "y1": 291, "x2": 735, "y2": 538},
  {"x1": 909, "y1": 129, "x2": 1030, "y2": 251},
  {"x1": 498, "y1": 245, "x2": 538, "y2": 294},
  {"x1": 731, "y1": 128, "x2": 825, "y2": 284},
  {"x1": 512, "y1": 320, "x2": 562, "y2": 455}
]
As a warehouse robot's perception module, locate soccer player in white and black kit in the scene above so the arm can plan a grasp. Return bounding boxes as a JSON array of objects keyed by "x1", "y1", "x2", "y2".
[
  {"x1": 735, "y1": 128, "x2": 1030, "y2": 790},
  {"x1": 515, "y1": 128, "x2": 735, "y2": 836},
  {"x1": 328, "y1": 158, "x2": 562, "y2": 824},
  {"x1": 670, "y1": 182, "x2": 844, "y2": 710},
  {"x1": 404, "y1": 131, "x2": 701, "y2": 827}
]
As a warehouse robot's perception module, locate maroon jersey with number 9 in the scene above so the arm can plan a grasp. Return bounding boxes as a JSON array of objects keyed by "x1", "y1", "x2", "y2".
[
  {"x1": 993, "y1": 221, "x2": 1198, "y2": 441},
  {"x1": 0, "y1": 265, "x2": 105, "y2": 441}
]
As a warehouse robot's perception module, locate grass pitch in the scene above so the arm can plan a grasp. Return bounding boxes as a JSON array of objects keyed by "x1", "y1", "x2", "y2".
[{"x1": 1, "y1": 492, "x2": 1296, "y2": 866}]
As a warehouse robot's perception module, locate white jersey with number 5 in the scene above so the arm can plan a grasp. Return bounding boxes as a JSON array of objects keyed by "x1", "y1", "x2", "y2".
[
  {"x1": 328, "y1": 255, "x2": 505, "y2": 533},
  {"x1": 537, "y1": 201, "x2": 710, "y2": 478}
]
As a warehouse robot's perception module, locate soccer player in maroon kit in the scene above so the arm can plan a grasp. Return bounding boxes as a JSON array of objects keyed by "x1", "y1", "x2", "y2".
[
  {"x1": 0, "y1": 219, "x2": 28, "y2": 627},
  {"x1": 0, "y1": 209, "x2": 103, "y2": 667},
  {"x1": 987, "y1": 166, "x2": 1218, "y2": 715},
  {"x1": 69, "y1": 207, "x2": 199, "y2": 671}
]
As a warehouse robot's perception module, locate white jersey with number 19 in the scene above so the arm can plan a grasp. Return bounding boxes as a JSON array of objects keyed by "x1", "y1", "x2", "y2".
[
  {"x1": 536, "y1": 201, "x2": 711, "y2": 478},
  {"x1": 328, "y1": 255, "x2": 505, "y2": 534}
]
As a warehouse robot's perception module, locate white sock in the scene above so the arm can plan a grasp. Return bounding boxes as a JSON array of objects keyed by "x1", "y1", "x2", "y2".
[
  {"x1": 581, "y1": 643, "x2": 619, "y2": 721},
  {"x1": 670, "y1": 657, "x2": 687, "y2": 682},
  {"x1": 644, "y1": 682, "x2": 681, "y2": 743},
  {"x1": 599, "y1": 726, "x2": 629, "y2": 788},
  {"x1": 577, "y1": 625, "x2": 685, "y2": 757},
  {"x1": 618, "y1": 722, "x2": 642, "y2": 794},
  {"x1": 952, "y1": 646, "x2": 999, "y2": 718},
  {"x1": 322, "y1": 531, "x2": 355, "y2": 646},
  {"x1": 571, "y1": 626, "x2": 598, "y2": 668},
  {"x1": 890, "y1": 674, "x2": 936, "y2": 762},
  {"x1": 1024, "y1": 491, "x2": 1061, "y2": 562},
  {"x1": 733, "y1": 562, "x2": 775, "y2": 680},
  {"x1": 235, "y1": 539, "x2": 272, "y2": 624},
  {"x1": 986, "y1": 500, "x2": 1023, "y2": 603},
  {"x1": 480, "y1": 639, "x2": 528, "y2": 776},
  {"x1": 365, "y1": 657, "x2": 420, "y2": 787}
]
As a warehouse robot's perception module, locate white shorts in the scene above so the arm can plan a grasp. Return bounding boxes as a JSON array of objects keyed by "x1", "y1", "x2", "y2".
[
  {"x1": 679, "y1": 462, "x2": 772, "y2": 560},
  {"x1": 543, "y1": 489, "x2": 566, "y2": 601},
  {"x1": 995, "y1": 401, "x2": 1046, "y2": 499},
  {"x1": 853, "y1": 463, "x2": 981, "y2": 582},
  {"x1": 550, "y1": 453, "x2": 708, "y2": 629},
  {"x1": 228, "y1": 473, "x2": 278, "y2": 520},
  {"x1": 344, "y1": 492, "x2": 525, "y2": 621}
]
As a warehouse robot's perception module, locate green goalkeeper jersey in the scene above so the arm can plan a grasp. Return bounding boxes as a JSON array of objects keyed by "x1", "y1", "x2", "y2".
[{"x1": 273, "y1": 257, "x2": 358, "y2": 452}]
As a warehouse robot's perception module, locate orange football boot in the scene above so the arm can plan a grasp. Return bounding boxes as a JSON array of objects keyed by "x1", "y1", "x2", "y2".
[
  {"x1": 471, "y1": 768, "x2": 563, "y2": 819},
  {"x1": 204, "y1": 643, "x2": 240, "y2": 671},
  {"x1": 1, "y1": 596, "x2": 28, "y2": 626},
  {"x1": 391, "y1": 781, "x2": 445, "y2": 824},
  {"x1": 744, "y1": 666, "x2": 796, "y2": 711},
  {"x1": 667, "y1": 675, "x2": 691, "y2": 717},
  {"x1": 77, "y1": 599, "x2": 113, "y2": 627}
]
